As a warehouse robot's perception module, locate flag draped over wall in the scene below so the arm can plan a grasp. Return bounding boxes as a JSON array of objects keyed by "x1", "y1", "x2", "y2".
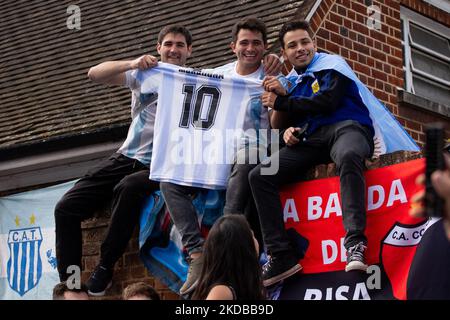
[
  {"x1": 139, "y1": 158, "x2": 433, "y2": 300},
  {"x1": 0, "y1": 181, "x2": 75, "y2": 300},
  {"x1": 139, "y1": 189, "x2": 225, "y2": 293}
]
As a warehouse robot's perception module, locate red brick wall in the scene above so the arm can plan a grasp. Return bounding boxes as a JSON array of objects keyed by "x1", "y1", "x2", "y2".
[
  {"x1": 309, "y1": 0, "x2": 450, "y2": 148},
  {"x1": 401, "y1": 0, "x2": 450, "y2": 25}
]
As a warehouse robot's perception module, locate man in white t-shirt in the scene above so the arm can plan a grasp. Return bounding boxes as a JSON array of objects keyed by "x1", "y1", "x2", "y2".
[
  {"x1": 160, "y1": 17, "x2": 281, "y2": 296},
  {"x1": 54, "y1": 25, "x2": 193, "y2": 296}
]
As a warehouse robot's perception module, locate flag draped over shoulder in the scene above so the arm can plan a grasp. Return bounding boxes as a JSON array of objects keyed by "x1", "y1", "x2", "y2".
[{"x1": 284, "y1": 53, "x2": 420, "y2": 156}]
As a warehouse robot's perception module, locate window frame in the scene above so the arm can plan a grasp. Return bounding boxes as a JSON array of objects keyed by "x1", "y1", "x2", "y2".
[{"x1": 400, "y1": 6, "x2": 450, "y2": 98}]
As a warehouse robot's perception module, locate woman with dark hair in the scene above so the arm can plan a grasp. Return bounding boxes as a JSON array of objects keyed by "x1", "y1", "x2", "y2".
[{"x1": 192, "y1": 215, "x2": 265, "y2": 300}]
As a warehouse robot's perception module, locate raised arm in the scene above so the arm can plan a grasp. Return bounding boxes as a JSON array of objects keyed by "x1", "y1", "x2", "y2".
[{"x1": 87, "y1": 55, "x2": 158, "y2": 85}]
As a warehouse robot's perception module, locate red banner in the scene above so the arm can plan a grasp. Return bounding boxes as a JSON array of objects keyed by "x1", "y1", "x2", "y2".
[{"x1": 278, "y1": 158, "x2": 430, "y2": 300}]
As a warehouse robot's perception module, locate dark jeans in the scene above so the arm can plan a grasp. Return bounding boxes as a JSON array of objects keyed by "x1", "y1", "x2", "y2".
[
  {"x1": 160, "y1": 182, "x2": 203, "y2": 255},
  {"x1": 54, "y1": 153, "x2": 159, "y2": 281},
  {"x1": 249, "y1": 121, "x2": 373, "y2": 256},
  {"x1": 224, "y1": 147, "x2": 261, "y2": 215},
  {"x1": 224, "y1": 146, "x2": 264, "y2": 252}
]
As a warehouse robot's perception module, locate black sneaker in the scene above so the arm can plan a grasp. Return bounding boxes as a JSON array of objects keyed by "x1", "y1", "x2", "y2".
[
  {"x1": 345, "y1": 242, "x2": 368, "y2": 272},
  {"x1": 262, "y1": 253, "x2": 302, "y2": 287},
  {"x1": 87, "y1": 265, "x2": 113, "y2": 296}
]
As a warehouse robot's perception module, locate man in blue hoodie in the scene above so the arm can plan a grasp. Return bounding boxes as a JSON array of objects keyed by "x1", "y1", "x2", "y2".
[{"x1": 249, "y1": 20, "x2": 419, "y2": 287}]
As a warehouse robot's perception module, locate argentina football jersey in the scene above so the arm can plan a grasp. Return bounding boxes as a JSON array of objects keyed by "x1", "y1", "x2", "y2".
[
  {"x1": 137, "y1": 62, "x2": 264, "y2": 189},
  {"x1": 205, "y1": 61, "x2": 271, "y2": 149},
  {"x1": 116, "y1": 69, "x2": 159, "y2": 166}
]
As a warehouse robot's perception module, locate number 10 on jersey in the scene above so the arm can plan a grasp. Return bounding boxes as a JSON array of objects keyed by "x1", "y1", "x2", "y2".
[{"x1": 179, "y1": 84, "x2": 221, "y2": 130}]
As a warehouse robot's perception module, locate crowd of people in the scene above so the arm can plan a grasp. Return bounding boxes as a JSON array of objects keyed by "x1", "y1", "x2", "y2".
[{"x1": 53, "y1": 15, "x2": 447, "y2": 301}]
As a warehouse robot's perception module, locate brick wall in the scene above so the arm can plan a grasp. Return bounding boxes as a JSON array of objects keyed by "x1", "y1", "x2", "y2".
[
  {"x1": 309, "y1": 0, "x2": 450, "y2": 148},
  {"x1": 80, "y1": 151, "x2": 421, "y2": 300},
  {"x1": 401, "y1": 0, "x2": 450, "y2": 26}
]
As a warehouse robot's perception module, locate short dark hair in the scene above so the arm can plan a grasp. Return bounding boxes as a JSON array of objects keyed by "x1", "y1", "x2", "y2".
[
  {"x1": 279, "y1": 20, "x2": 314, "y2": 48},
  {"x1": 158, "y1": 25, "x2": 192, "y2": 46},
  {"x1": 52, "y1": 281, "x2": 88, "y2": 300},
  {"x1": 122, "y1": 282, "x2": 160, "y2": 300},
  {"x1": 232, "y1": 17, "x2": 267, "y2": 44}
]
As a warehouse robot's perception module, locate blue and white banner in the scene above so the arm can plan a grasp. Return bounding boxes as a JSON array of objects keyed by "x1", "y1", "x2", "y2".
[
  {"x1": 139, "y1": 190, "x2": 225, "y2": 293},
  {"x1": 0, "y1": 181, "x2": 75, "y2": 300}
]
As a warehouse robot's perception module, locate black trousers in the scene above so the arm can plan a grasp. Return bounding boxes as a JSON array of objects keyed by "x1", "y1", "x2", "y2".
[
  {"x1": 223, "y1": 146, "x2": 264, "y2": 252},
  {"x1": 249, "y1": 121, "x2": 374, "y2": 256},
  {"x1": 54, "y1": 153, "x2": 159, "y2": 280}
]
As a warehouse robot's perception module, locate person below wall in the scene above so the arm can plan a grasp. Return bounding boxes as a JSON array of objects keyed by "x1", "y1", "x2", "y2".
[
  {"x1": 192, "y1": 215, "x2": 265, "y2": 300},
  {"x1": 407, "y1": 150, "x2": 450, "y2": 299},
  {"x1": 52, "y1": 281, "x2": 89, "y2": 300},
  {"x1": 122, "y1": 281, "x2": 160, "y2": 300}
]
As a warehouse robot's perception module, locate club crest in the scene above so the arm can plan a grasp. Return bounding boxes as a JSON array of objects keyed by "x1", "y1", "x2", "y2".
[{"x1": 7, "y1": 227, "x2": 43, "y2": 296}]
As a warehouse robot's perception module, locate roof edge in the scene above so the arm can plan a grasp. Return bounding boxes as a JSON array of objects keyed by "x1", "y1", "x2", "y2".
[{"x1": 0, "y1": 123, "x2": 129, "y2": 161}]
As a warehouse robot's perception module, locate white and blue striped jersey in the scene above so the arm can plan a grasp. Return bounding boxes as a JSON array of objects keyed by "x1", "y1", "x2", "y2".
[
  {"x1": 137, "y1": 62, "x2": 264, "y2": 189},
  {"x1": 117, "y1": 70, "x2": 157, "y2": 166},
  {"x1": 204, "y1": 62, "x2": 270, "y2": 149}
]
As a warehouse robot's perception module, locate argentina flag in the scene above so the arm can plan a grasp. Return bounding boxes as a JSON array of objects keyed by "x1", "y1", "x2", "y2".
[{"x1": 0, "y1": 181, "x2": 75, "y2": 299}]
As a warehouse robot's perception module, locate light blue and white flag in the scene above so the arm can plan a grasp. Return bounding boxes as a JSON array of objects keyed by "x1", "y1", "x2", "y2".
[{"x1": 0, "y1": 181, "x2": 75, "y2": 300}]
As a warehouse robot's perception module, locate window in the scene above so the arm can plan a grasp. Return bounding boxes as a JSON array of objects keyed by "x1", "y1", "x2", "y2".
[{"x1": 401, "y1": 6, "x2": 450, "y2": 106}]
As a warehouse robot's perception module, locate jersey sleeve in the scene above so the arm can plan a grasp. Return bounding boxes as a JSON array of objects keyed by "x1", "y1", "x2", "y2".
[
  {"x1": 135, "y1": 69, "x2": 162, "y2": 94},
  {"x1": 125, "y1": 69, "x2": 139, "y2": 90}
]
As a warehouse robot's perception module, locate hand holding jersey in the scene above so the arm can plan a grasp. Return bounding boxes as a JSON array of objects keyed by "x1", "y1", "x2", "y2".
[
  {"x1": 262, "y1": 75, "x2": 287, "y2": 96},
  {"x1": 130, "y1": 55, "x2": 159, "y2": 70},
  {"x1": 262, "y1": 54, "x2": 283, "y2": 76}
]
